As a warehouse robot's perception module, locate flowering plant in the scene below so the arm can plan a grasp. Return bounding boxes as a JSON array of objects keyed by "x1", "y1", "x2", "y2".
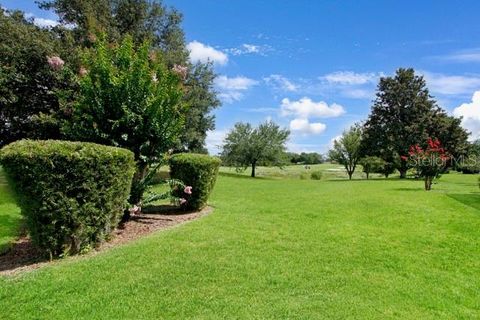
[{"x1": 402, "y1": 138, "x2": 449, "y2": 190}]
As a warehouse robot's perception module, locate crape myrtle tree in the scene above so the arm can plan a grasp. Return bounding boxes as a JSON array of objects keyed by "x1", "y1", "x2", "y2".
[
  {"x1": 221, "y1": 121, "x2": 290, "y2": 177},
  {"x1": 362, "y1": 68, "x2": 468, "y2": 178},
  {"x1": 0, "y1": 9, "x2": 77, "y2": 147},
  {"x1": 404, "y1": 138, "x2": 449, "y2": 190},
  {"x1": 64, "y1": 35, "x2": 185, "y2": 205},
  {"x1": 329, "y1": 125, "x2": 363, "y2": 180},
  {"x1": 39, "y1": 0, "x2": 220, "y2": 153}
]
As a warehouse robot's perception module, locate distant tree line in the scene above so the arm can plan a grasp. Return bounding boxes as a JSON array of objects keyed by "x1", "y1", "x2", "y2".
[
  {"x1": 285, "y1": 152, "x2": 324, "y2": 165},
  {"x1": 329, "y1": 68, "x2": 471, "y2": 180}
]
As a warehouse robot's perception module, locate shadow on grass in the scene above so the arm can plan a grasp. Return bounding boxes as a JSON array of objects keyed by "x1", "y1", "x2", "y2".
[
  {"x1": 218, "y1": 172, "x2": 270, "y2": 180},
  {"x1": 447, "y1": 193, "x2": 480, "y2": 212}
]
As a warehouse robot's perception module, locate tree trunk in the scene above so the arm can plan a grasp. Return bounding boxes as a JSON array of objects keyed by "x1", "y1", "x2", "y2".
[
  {"x1": 348, "y1": 171, "x2": 353, "y2": 180},
  {"x1": 366, "y1": 172, "x2": 370, "y2": 180},
  {"x1": 424, "y1": 176, "x2": 433, "y2": 190},
  {"x1": 399, "y1": 168, "x2": 407, "y2": 179},
  {"x1": 251, "y1": 161, "x2": 256, "y2": 177},
  {"x1": 130, "y1": 163, "x2": 149, "y2": 203}
]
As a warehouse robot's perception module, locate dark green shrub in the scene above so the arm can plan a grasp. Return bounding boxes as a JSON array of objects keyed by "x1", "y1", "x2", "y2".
[
  {"x1": 310, "y1": 170, "x2": 323, "y2": 180},
  {"x1": 0, "y1": 140, "x2": 135, "y2": 257},
  {"x1": 169, "y1": 153, "x2": 221, "y2": 210}
]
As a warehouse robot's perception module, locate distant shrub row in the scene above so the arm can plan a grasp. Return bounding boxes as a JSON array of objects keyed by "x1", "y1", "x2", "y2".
[{"x1": 300, "y1": 170, "x2": 323, "y2": 180}]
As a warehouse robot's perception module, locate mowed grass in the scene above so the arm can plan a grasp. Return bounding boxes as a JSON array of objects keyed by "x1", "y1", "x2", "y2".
[
  {"x1": 0, "y1": 167, "x2": 21, "y2": 253},
  {"x1": 219, "y1": 163, "x2": 379, "y2": 180},
  {"x1": 0, "y1": 168, "x2": 480, "y2": 318}
]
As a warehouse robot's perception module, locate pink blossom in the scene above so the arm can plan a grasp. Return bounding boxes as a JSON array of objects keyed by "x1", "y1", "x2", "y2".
[
  {"x1": 79, "y1": 67, "x2": 88, "y2": 76},
  {"x1": 172, "y1": 64, "x2": 188, "y2": 80},
  {"x1": 179, "y1": 198, "x2": 187, "y2": 205},
  {"x1": 47, "y1": 56, "x2": 64, "y2": 71},
  {"x1": 184, "y1": 186, "x2": 192, "y2": 194},
  {"x1": 129, "y1": 205, "x2": 141, "y2": 216}
]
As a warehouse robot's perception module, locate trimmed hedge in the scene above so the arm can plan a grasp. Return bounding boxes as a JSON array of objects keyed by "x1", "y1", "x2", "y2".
[
  {"x1": 0, "y1": 140, "x2": 135, "y2": 257},
  {"x1": 169, "y1": 153, "x2": 221, "y2": 210}
]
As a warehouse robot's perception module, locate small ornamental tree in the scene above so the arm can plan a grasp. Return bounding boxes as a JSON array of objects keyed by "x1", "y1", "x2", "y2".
[
  {"x1": 329, "y1": 125, "x2": 362, "y2": 180},
  {"x1": 403, "y1": 138, "x2": 449, "y2": 190},
  {"x1": 359, "y1": 156, "x2": 385, "y2": 179},
  {"x1": 65, "y1": 35, "x2": 185, "y2": 205}
]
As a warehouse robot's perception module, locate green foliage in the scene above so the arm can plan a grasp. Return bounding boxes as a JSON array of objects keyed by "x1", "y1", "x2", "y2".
[
  {"x1": 0, "y1": 140, "x2": 135, "y2": 257},
  {"x1": 169, "y1": 153, "x2": 221, "y2": 210},
  {"x1": 65, "y1": 35, "x2": 185, "y2": 204},
  {"x1": 359, "y1": 156, "x2": 385, "y2": 179},
  {"x1": 287, "y1": 152, "x2": 324, "y2": 164},
  {"x1": 39, "y1": 0, "x2": 220, "y2": 152},
  {"x1": 457, "y1": 155, "x2": 480, "y2": 174},
  {"x1": 329, "y1": 125, "x2": 362, "y2": 180},
  {"x1": 362, "y1": 68, "x2": 468, "y2": 178},
  {"x1": 180, "y1": 62, "x2": 221, "y2": 153},
  {"x1": 310, "y1": 170, "x2": 323, "y2": 180},
  {"x1": 0, "y1": 9, "x2": 77, "y2": 147},
  {"x1": 299, "y1": 172, "x2": 310, "y2": 180},
  {"x1": 221, "y1": 121, "x2": 290, "y2": 177}
]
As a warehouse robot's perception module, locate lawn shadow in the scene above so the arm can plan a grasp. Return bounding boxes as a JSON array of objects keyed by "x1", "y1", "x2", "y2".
[
  {"x1": 447, "y1": 193, "x2": 480, "y2": 212},
  {"x1": 218, "y1": 172, "x2": 270, "y2": 180}
]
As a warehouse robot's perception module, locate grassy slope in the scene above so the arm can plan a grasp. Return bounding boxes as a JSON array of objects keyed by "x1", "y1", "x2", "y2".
[
  {"x1": 0, "y1": 167, "x2": 21, "y2": 253},
  {"x1": 0, "y1": 170, "x2": 479, "y2": 319}
]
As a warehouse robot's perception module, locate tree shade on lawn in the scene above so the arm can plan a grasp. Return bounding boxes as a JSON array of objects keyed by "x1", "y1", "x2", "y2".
[{"x1": 0, "y1": 170, "x2": 479, "y2": 318}]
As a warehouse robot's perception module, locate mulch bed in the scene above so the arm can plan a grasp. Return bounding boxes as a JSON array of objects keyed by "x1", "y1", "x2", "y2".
[{"x1": 0, "y1": 205, "x2": 212, "y2": 276}]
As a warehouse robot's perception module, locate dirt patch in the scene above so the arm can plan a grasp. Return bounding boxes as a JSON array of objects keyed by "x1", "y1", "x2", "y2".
[{"x1": 0, "y1": 206, "x2": 212, "y2": 276}]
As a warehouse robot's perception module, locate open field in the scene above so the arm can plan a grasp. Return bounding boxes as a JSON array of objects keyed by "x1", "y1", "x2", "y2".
[{"x1": 0, "y1": 167, "x2": 479, "y2": 318}]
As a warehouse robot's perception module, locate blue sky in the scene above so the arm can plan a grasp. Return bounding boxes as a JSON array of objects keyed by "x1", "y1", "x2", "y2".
[{"x1": 3, "y1": 0, "x2": 480, "y2": 155}]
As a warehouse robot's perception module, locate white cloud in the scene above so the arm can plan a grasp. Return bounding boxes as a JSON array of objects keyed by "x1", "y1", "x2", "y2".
[
  {"x1": 24, "y1": 12, "x2": 59, "y2": 28},
  {"x1": 290, "y1": 118, "x2": 326, "y2": 135},
  {"x1": 421, "y1": 71, "x2": 480, "y2": 95},
  {"x1": 329, "y1": 135, "x2": 342, "y2": 149},
  {"x1": 227, "y1": 43, "x2": 272, "y2": 56},
  {"x1": 438, "y1": 48, "x2": 480, "y2": 63},
  {"x1": 281, "y1": 97, "x2": 345, "y2": 118},
  {"x1": 216, "y1": 75, "x2": 257, "y2": 90},
  {"x1": 321, "y1": 71, "x2": 380, "y2": 85},
  {"x1": 33, "y1": 17, "x2": 59, "y2": 28},
  {"x1": 453, "y1": 91, "x2": 480, "y2": 140},
  {"x1": 242, "y1": 44, "x2": 260, "y2": 53},
  {"x1": 187, "y1": 41, "x2": 228, "y2": 65},
  {"x1": 205, "y1": 129, "x2": 227, "y2": 155},
  {"x1": 264, "y1": 74, "x2": 298, "y2": 92},
  {"x1": 215, "y1": 75, "x2": 258, "y2": 103}
]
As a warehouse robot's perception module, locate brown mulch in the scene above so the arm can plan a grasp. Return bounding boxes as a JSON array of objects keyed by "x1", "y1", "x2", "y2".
[{"x1": 0, "y1": 205, "x2": 212, "y2": 276}]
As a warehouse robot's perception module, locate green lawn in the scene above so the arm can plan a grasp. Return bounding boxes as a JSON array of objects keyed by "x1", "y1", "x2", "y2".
[
  {"x1": 1, "y1": 167, "x2": 480, "y2": 319},
  {"x1": 0, "y1": 167, "x2": 21, "y2": 253}
]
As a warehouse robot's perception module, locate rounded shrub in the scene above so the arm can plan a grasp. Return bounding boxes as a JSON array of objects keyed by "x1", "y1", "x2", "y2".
[
  {"x1": 299, "y1": 172, "x2": 310, "y2": 180},
  {"x1": 0, "y1": 140, "x2": 135, "y2": 257},
  {"x1": 169, "y1": 153, "x2": 221, "y2": 210},
  {"x1": 310, "y1": 170, "x2": 323, "y2": 180}
]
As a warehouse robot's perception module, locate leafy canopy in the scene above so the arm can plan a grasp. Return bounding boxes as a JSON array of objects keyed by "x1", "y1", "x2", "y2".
[
  {"x1": 329, "y1": 125, "x2": 362, "y2": 180},
  {"x1": 221, "y1": 121, "x2": 290, "y2": 177},
  {"x1": 362, "y1": 68, "x2": 468, "y2": 177},
  {"x1": 65, "y1": 35, "x2": 185, "y2": 203}
]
